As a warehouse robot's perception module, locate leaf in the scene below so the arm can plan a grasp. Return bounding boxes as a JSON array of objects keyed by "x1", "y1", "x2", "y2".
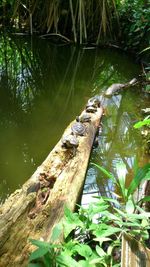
[
  {"x1": 122, "y1": 221, "x2": 141, "y2": 228},
  {"x1": 127, "y1": 164, "x2": 150, "y2": 197},
  {"x1": 29, "y1": 239, "x2": 51, "y2": 250},
  {"x1": 127, "y1": 213, "x2": 150, "y2": 220},
  {"x1": 73, "y1": 244, "x2": 92, "y2": 259},
  {"x1": 56, "y1": 252, "x2": 80, "y2": 267},
  {"x1": 133, "y1": 158, "x2": 138, "y2": 176},
  {"x1": 139, "y1": 196, "x2": 150, "y2": 203},
  {"x1": 28, "y1": 264, "x2": 43, "y2": 267},
  {"x1": 102, "y1": 197, "x2": 120, "y2": 206},
  {"x1": 125, "y1": 197, "x2": 135, "y2": 214},
  {"x1": 29, "y1": 248, "x2": 49, "y2": 262},
  {"x1": 93, "y1": 225, "x2": 121, "y2": 238},
  {"x1": 116, "y1": 162, "x2": 127, "y2": 200},
  {"x1": 133, "y1": 119, "x2": 150, "y2": 128},
  {"x1": 141, "y1": 218, "x2": 149, "y2": 228},
  {"x1": 93, "y1": 237, "x2": 112, "y2": 244},
  {"x1": 107, "y1": 240, "x2": 120, "y2": 256},
  {"x1": 91, "y1": 163, "x2": 116, "y2": 184},
  {"x1": 78, "y1": 260, "x2": 91, "y2": 267},
  {"x1": 50, "y1": 223, "x2": 62, "y2": 242},
  {"x1": 63, "y1": 206, "x2": 83, "y2": 238},
  {"x1": 95, "y1": 245, "x2": 106, "y2": 257},
  {"x1": 139, "y1": 46, "x2": 150, "y2": 54}
]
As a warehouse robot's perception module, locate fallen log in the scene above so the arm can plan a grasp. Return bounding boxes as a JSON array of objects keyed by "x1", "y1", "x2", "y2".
[
  {"x1": 121, "y1": 234, "x2": 150, "y2": 267},
  {"x1": 0, "y1": 100, "x2": 103, "y2": 267}
]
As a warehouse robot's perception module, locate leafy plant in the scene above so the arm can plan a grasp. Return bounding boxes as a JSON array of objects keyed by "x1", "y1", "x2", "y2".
[
  {"x1": 134, "y1": 117, "x2": 150, "y2": 129},
  {"x1": 29, "y1": 162, "x2": 150, "y2": 267},
  {"x1": 117, "y1": 0, "x2": 150, "y2": 53}
]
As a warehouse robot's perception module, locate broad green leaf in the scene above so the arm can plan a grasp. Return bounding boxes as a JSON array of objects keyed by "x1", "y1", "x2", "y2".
[
  {"x1": 63, "y1": 206, "x2": 83, "y2": 238},
  {"x1": 95, "y1": 245, "x2": 106, "y2": 257},
  {"x1": 138, "y1": 196, "x2": 150, "y2": 203},
  {"x1": 127, "y1": 164, "x2": 150, "y2": 196},
  {"x1": 89, "y1": 203, "x2": 110, "y2": 216},
  {"x1": 63, "y1": 221, "x2": 78, "y2": 239},
  {"x1": 78, "y1": 260, "x2": 91, "y2": 267},
  {"x1": 56, "y1": 252, "x2": 80, "y2": 267},
  {"x1": 141, "y1": 219, "x2": 149, "y2": 228},
  {"x1": 133, "y1": 119, "x2": 150, "y2": 128},
  {"x1": 125, "y1": 198, "x2": 135, "y2": 214},
  {"x1": 50, "y1": 223, "x2": 62, "y2": 242},
  {"x1": 113, "y1": 207, "x2": 126, "y2": 217},
  {"x1": 29, "y1": 239, "x2": 51, "y2": 250},
  {"x1": 122, "y1": 221, "x2": 142, "y2": 228},
  {"x1": 126, "y1": 213, "x2": 150, "y2": 220},
  {"x1": 93, "y1": 225, "x2": 121, "y2": 238},
  {"x1": 64, "y1": 206, "x2": 79, "y2": 223},
  {"x1": 29, "y1": 248, "x2": 49, "y2": 261},
  {"x1": 63, "y1": 240, "x2": 78, "y2": 253},
  {"x1": 135, "y1": 205, "x2": 150, "y2": 217},
  {"x1": 73, "y1": 244, "x2": 92, "y2": 259}
]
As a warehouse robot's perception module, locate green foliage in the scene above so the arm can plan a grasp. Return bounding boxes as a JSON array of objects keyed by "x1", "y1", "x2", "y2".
[
  {"x1": 118, "y1": 0, "x2": 150, "y2": 53},
  {"x1": 92, "y1": 162, "x2": 150, "y2": 203},
  {"x1": 29, "y1": 162, "x2": 150, "y2": 267},
  {"x1": 134, "y1": 118, "x2": 150, "y2": 129}
]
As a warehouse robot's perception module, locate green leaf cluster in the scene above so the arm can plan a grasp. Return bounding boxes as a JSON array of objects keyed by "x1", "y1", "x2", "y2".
[
  {"x1": 118, "y1": 0, "x2": 150, "y2": 53},
  {"x1": 28, "y1": 162, "x2": 150, "y2": 267}
]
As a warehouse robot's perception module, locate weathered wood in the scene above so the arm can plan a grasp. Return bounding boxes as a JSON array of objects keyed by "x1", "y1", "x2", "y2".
[
  {"x1": 121, "y1": 234, "x2": 150, "y2": 267},
  {"x1": 0, "y1": 105, "x2": 103, "y2": 267}
]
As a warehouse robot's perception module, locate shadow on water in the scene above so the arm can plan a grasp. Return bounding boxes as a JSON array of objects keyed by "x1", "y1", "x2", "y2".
[{"x1": 0, "y1": 33, "x2": 148, "y2": 202}]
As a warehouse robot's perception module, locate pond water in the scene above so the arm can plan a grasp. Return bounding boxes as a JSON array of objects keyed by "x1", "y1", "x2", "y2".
[{"x1": 0, "y1": 34, "x2": 149, "y2": 202}]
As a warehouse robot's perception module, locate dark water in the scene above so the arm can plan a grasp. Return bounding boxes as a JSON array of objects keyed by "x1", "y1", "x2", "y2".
[{"x1": 0, "y1": 34, "x2": 148, "y2": 202}]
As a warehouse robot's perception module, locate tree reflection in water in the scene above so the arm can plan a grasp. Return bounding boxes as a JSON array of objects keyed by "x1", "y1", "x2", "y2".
[
  {"x1": 82, "y1": 91, "x2": 149, "y2": 206},
  {"x1": 0, "y1": 34, "x2": 142, "y2": 202}
]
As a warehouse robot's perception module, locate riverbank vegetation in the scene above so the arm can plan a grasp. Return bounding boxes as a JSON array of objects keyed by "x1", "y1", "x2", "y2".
[
  {"x1": 29, "y1": 162, "x2": 150, "y2": 267},
  {"x1": 0, "y1": 0, "x2": 149, "y2": 54},
  {"x1": 1, "y1": 0, "x2": 149, "y2": 89}
]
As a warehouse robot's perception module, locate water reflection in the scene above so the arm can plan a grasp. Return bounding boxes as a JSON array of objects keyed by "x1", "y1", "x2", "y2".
[
  {"x1": 82, "y1": 89, "x2": 149, "y2": 206},
  {"x1": 0, "y1": 34, "x2": 141, "y2": 201}
]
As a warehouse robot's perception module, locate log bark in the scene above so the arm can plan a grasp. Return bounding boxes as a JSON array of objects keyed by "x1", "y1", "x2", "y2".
[
  {"x1": 0, "y1": 105, "x2": 103, "y2": 267},
  {"x1": 121, "y1": 234, "x2": 150, "y2": 267}
]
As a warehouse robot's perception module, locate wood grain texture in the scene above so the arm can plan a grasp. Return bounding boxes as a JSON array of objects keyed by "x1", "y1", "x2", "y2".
[{"x1": 0, "y1": 106, "x2": 103, "y2": 267}]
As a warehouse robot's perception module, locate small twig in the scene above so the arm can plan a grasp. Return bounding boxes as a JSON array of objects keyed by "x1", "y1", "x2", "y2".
[{"x1": 40, "y1": 33, "x2": 71, "y2": 43}]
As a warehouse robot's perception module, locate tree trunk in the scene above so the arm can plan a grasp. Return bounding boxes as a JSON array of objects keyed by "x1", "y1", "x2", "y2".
[{"x1": 0, "y1": 106, "x2": 103, "y2": 267}]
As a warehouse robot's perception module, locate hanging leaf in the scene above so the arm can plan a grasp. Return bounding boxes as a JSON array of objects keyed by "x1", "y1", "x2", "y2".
[
  {"x1": 116, "y1": 162, "x2": 127, "y2": 201},
  {"x1": 50, "y1": 223, "x2": 63, "y2": 243},
  {"x1": 29, "y1": 247, "x2": 49, "y2": 262},
  {"x1": 127, "y1": 164, "x2": 150, "y2": 197},
  {"x1": 92, "y1": 163, "x2": 116, "y2": 184},
  {"x1": 125, "y1": 197, "x2": 135, "y2": 214}
]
